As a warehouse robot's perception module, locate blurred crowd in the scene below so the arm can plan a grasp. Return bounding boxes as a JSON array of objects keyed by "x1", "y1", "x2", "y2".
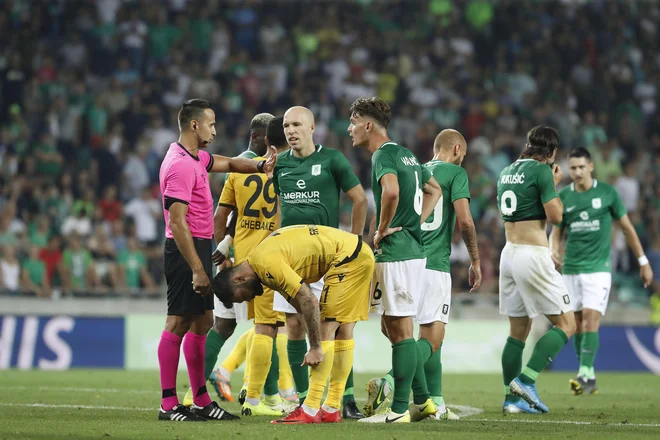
[{"x1": 0, "y1": 0, "x2": 659, "y2": 305}]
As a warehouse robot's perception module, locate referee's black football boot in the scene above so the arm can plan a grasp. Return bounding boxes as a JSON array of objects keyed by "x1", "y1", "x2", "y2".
[
  {"x1": 158, "y1": 404, "x2": 207, "y2": 422},
  {"x1": 342, "y1": 399, "x2": 365, "y2": 419},
  {"x1": 190, "y1": 401, "x2": 240, "y2": 421}
]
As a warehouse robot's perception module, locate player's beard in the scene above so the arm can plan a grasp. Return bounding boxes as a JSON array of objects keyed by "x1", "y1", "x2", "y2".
[{"x1": 248, "y1": 277, "x2": 264, "y2": 299}]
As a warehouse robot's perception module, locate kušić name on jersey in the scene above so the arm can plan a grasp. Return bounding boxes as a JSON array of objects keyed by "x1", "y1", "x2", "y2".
[
  {"x1": 500, "y1": 173, "x2": 525, "y2": 184},
  {"x1": 240, "y1": 218, "x2": 277, "y2": 231},
  {"x1": 281, "y1": 190, "x2": 321, "y2": 204},
  {"x1": 401, "y1": 156, "x2": 419, "y2": 167}
]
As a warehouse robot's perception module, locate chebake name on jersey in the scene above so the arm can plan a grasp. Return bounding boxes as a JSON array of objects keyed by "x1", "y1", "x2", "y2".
[
  {"x1": 500, "y1": 173, "x2": 525, "y2": 184},
  {"x1": 240, "y1": 218, "x2": 277, "y2": 231}
]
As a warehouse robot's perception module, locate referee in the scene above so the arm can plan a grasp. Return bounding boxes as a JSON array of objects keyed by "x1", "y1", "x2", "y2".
[{"x1": 157, "y1": 99, "x2": 277, "y2": 422}]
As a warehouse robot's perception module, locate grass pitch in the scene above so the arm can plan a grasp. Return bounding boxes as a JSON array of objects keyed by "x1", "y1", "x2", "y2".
[{"x1": 0, "y1": 370, "x2": 658, "y2": 439}]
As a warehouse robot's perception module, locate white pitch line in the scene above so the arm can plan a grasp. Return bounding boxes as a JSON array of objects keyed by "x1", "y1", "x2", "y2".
[
  {"x1": 470, "y1": 418, "x2": 660, "y2": 428},
  {"x1": 1, "y1": 402, "x2": 660, "y2": 428},
  {"x1": 0, "y1": 403, "x2": 154, "y2": 411}
]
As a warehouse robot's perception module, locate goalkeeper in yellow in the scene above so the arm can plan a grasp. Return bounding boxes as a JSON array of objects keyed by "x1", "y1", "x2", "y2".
[{"x1": 213, "y1": 225, "x2": 375, "y2": 424}]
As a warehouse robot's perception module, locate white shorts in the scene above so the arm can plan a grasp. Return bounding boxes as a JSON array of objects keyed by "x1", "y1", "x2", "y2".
[
  {"x1": 418, "y1": 269, "x2": 451, "y2": 324},
  {"x1": 370, "y1": 258, "x2": 427, "y2": 317},
  {"x1": 499, "y1": 243, "x2": 572, "y2": 318},
  {"x1": 213, "y1": 297, "x2": 249, "y2": 323},
  {"x1": 562, "y1": 273, "x2": 611, "y2": 315},
  {"x1": 273, "y1": 279, "x2": 323, "y2": 314}
]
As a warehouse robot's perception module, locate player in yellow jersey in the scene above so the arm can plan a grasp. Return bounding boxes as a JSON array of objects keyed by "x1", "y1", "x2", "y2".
[{"x1": 213, "y1": 225, "x2": 375, "y2": 424}]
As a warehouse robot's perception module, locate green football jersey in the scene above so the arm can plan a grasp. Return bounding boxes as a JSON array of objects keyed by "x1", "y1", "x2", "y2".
[
  {"x1": 559, "y1": 180, "x2": 626, "y2": 274},
  {"x1": 372, "y1": 142, "x2": 431, "y2": 263},
  {"x1": 273, "y1": 145, "x2": 360, "y2": 228},
  {"x1": 422, "y1": 160, "x2": 470, "y2": 272},
  {"x1": 497, "y1": 159, "x2": 558, "y2": 223}
]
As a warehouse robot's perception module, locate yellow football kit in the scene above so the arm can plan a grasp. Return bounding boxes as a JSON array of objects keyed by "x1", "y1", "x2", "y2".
[
  {"x1": 247, "y1": 225, "x2": 375, "y2": 322},
  {"x1": 218, "y1": 155, "x2": 283, "y2": 325}
]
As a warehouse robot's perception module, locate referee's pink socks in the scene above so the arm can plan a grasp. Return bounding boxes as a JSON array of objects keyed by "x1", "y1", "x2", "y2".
[
  {"x1": 158, "y1": 331, "x2": 182, "y2": 411},
  {"x1": 183, "y1": 332, "x2": 213, "y2": 407}
]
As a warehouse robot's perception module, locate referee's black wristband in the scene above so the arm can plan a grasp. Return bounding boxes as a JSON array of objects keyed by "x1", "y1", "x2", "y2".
[{"x1": 257, "y1": 160, "x2": 266, "y2": 173}]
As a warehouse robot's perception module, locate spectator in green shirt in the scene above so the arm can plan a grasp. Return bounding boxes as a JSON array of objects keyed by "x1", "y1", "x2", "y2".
[
  {"x1": 61, "y1": 234, "x2": 97, "y2": 292},
  {"x1": 118, "y1": 237, "x2": 156, "y2": 294},
  {"x1": 21, "y1": 245, "x2": 50, "y2": 297}
]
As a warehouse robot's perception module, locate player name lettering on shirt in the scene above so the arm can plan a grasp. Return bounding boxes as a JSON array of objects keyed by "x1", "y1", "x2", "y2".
[
  {"x1": 240, "y1": 218, "x2": 276, "y2": 231},
  {"x1": 500, "y1": 173, "x2": 525, "y2": 184},
  {"x1": 401, "y1": 156, "x2": 419, "y2": 167},
  {"x1": 281, "y1": 190, "x2": 321, "y2": 204},
  {"x1": 569, "y1": 219, "x2": 600, "y2": 232}
]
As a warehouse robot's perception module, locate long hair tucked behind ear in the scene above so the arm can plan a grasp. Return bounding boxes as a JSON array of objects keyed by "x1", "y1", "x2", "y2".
[
  {"x1": 212, "y1": 266, "x2": 236, "y2": 309},
  {"x1": 520, "y1": 125, "x2": 560, "y2": 162}
]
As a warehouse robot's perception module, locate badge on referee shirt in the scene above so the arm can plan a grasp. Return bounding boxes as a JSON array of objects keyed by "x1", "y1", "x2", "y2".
[{"x1": 312, "y1": 164, "x2": 321, "y2": 176}]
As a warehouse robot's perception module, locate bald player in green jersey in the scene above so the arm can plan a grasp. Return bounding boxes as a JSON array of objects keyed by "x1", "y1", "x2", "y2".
[
  {"x1": 550, "y1": 148, "x2": 653, "y2": 395},
  {"x1": 497, "y1": 126, "x2": 576, "y2": 414},
  {"x1": 348, "y1": 97, "x2": 442, "y2": 424}
]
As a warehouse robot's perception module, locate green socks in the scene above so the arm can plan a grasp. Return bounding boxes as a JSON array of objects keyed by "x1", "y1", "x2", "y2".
[
  {"x1": 264, "y1": 338, "x2": 280, "y2": 396},
  {"x1": 502, "y1": 336, "x2": 525, "y2": 402},
  {"x1": 578, "y1": 332, "x2": 598, "y2": 379},
  {"x1": 412, "y1": 339, "x2": 432, "y2": 404},
  {"x1": 425, "y1": 342, "x2": 442, "y2": 405},
  {"x1": 342, "y1": 367, "x2": 355, "y2": 405},
  {"x1": 391, "y1": 339, "x2": 418, "y2": 414},
  {"x1": 204, "y1": 329, "x2": 227, "y2": 380},
  {"x1": 520, "y1": 327, "x2": 569, "y2": 385},
  {"x1": 288, "y1": 338, "x2": 309, "y2": 403},
  {"x1": 573, "y1": 332, "x2": 583, "y2": 365}
]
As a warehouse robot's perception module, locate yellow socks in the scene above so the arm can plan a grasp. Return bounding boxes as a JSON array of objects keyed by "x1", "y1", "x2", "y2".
[
  {"x1": 246, "y1": 334, "x2": 274, "y2": 402},
  {"x1": 276, "y1": 333, "x2": 294, "y2": 391},
  {"x1": 325, "y1": 339, "x2": 354, "y2": 410},
  {"x1": 302, "y1": 340, "x2": 335, "y2": 410},
  {"x1": 221, "y1": 327, "x2": 253, "y2": 375},
  {"x1": 243, "y1": 327, "x2": 256, "y2": 384}
]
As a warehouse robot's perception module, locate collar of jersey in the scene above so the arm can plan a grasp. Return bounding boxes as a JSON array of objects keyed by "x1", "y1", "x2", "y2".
[
  {"x1": 289, "y1": 144, "x2": 323, "y2": 157},
  {"x1": 176, "y1": 142, "x2": 200, "y2": 161},
  {"x1": 571, "y1": 179, "x2": 598, "y2": 192},
  {"x1": 379, "y1": 141, "x2": 397, "y2": 149}
]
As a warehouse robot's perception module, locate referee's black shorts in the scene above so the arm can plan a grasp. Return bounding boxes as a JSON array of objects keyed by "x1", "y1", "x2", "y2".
[{"x1": 164, "y1": 237, "x2": 214, "y2": 316}]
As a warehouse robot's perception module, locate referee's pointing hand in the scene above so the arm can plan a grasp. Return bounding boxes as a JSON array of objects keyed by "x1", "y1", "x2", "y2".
[
  {"x1": 262, "y1": 146, "x2": 278, "y2": 178},
  {"x1": 192, "y1": 268, "x2": 212, "y2": 296}
]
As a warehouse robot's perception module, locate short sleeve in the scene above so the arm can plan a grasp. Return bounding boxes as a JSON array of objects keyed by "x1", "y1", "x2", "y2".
[
  {"x1": 451, "y1": 168, "x2": 470, "y2": 202},
  {"x1": 332, "y1": 151, "x2": 361, "y2": 192},
  {"x1": 558, "y1": 190, "x2": 567, "y2": 229},
  {"x1": 218, "y1": 173, "x2": 236, "y2": 208},
  {"x1": 163, "y1": 162, "x2": 195, "y2": 205},
  {"x1": 199, "y1": 150, "x2": 214, "y2": 172},
  {"x1": 372, "y1": 149, "x2": 397, "y2": 183},
  {"x1": 610, "y1": 187, "x2": 627, "y2": 220},
  {"x1": 537, "y1": 165, "x2": 559, "y2": 204},
  {"x1": 421, "y1": 166, "x2": 432, "y2": 184},
  {"x1": 248, "y1": 253, "x2": 303, "y2": 301}
]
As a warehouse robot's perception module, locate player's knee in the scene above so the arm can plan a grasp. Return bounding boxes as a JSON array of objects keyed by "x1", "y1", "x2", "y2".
[
  {"x1": 286, "y1": 314, "x2": 305, "y2": 339},
  {"x1": 213, "y1": 317, "x2": 236, "y2": 339},
  {"x1": 559, "y1": 312, "x2": 577, "y2": 338}
]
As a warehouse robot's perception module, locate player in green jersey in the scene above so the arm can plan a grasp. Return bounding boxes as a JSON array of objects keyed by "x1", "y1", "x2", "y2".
[
  {"x1": 497, "y1": 126, "x2": 576, "y2": 414},
  {"x1": 550, "y1": 148, "x2": 653, "y2": 395},
  {"x1": 362, "y1": 129, "x2": 482, "y2": 421},
  {"x1": 271, "y1": 106, "x2": 368, "y2": 421},
  {"x1": 348, "y1": 97, "x2": 442, "y2": 424}
]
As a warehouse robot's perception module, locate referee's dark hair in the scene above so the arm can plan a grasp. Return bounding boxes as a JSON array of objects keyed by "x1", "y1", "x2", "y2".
[
  {"x1": 178, "y1": 99, "x2": 211, "y2": 132},
  {"x1": 568, "y1": 147, "x2": 592, "y2": 161},
  {"x1": 212, "y1": 267, "x2": 236, "y2": 309},
  {"x1": 266, "y1": 116, "x2": 287, "y2": 148}
]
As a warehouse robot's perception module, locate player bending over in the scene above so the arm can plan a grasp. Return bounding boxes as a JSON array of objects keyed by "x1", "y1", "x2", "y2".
[{"x1": 213, "y1": 225, "x2": 375, "y2": 424}]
